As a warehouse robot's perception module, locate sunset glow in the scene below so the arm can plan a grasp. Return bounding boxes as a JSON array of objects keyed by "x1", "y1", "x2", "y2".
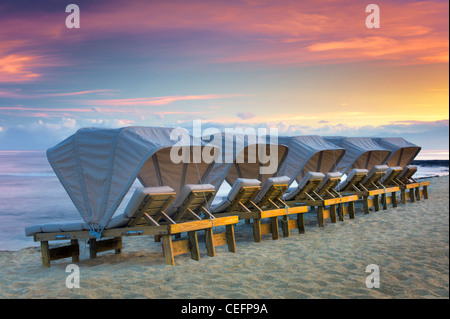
[{"x1": 0, "y1": 0, "x2": 448, "y2": 150}]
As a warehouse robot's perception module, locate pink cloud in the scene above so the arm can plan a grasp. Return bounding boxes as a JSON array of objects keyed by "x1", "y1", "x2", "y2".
[
  {"x1": 0, "y1": 0, "x2": 447, "y2": 85},
  {"x1": 89, "y1": 94, "x2": 245, "y2": 106}
]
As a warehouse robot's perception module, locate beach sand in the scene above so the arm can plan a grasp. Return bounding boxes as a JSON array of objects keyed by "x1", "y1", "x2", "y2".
[{"x1": 0, "y1": 176, "x2": 448, "y2": 299}]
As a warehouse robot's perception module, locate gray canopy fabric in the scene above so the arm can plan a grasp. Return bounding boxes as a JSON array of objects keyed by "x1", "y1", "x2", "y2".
[
  {"x1": 324, "y1": 137, "x2": 391, "y2": 174},
  {"x1": 372, "y1": 137, "x2": 421, "y2": 168},
  {"x1": 203, "y1": 133, "x2": 288, "y2": 191},
  {"x1": 278, "y1": 135, "x2": 345, "y2": 186},
  {"x1": 47, "y1": 126, "x2": 217, "y2": 232}
]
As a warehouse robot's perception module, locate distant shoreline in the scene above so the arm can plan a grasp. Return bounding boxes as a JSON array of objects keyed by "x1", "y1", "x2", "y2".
[{"x1": 412, "y1": 160, "x2": 449, "y2": 167}]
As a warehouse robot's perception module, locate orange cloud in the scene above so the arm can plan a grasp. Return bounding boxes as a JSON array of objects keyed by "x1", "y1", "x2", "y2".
[{"x1": 0, "y1": 54, "x2": 41, "y2": 82}]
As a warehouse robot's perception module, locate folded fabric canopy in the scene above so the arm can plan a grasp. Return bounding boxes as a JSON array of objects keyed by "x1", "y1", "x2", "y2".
[
  {"x1": 203, "y1": 132, "x2": 288, "y2": 190},
  {"x1": 324, "y1": 137, "x2": 391, "y2": 175},
  {"x1": 372, "y1": 137, "x2": 421, "y2": 168},
  {"x1": 278, "y1": 135, "x2": 345, "y2": 186},
  {"x1": 47, "y1": 126, "x2": 217, "y2": 232}
]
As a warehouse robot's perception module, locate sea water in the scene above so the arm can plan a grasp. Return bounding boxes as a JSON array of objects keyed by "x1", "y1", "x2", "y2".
[{"x1": 0, "y1": 150, "x2": 448, "y2": 251}]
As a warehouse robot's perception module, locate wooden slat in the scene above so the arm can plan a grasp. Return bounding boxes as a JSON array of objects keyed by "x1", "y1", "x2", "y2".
[
  {"x1": 288, "y1": 219, "x2": 298, "y2": 230},
  {"x1": 170, "y1": 219, "x2": 213, "y2": 234},
  {"x1": 34, "y1": 225, "x2": 170, "y2": 242},
  {"x1": 213, "y1": 232, "x2": 228, "y2": 247},
  {"x1": 260, "y1": 222, "x2": 272, "y2": 236},
  {"x1": 94, "y1": 237, "x2": 122, "y2": 253},
  {"x1": 172, "y1": 239, "x2": 191, "y2": 256},
  {"x1": 48, "y1": 245, "x2": 78, "y2": 261},
  {"x1": 260, "y1": 205, "x2": 307, "y2": 218}
]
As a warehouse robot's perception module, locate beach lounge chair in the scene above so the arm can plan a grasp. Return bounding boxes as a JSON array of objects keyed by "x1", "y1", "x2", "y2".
[
  {"x1": 336, "y1": 166, "x2": 400, "y2": 214},
  {"x1": 360, "y1": 165, "x2": 389, "y2": 190},
  {"x1": 27, "y1": 186, "x2": 239, "y2": 267},
  {"x1": 212, "y1": 176, "x2": 307, "y2": 242},
  {"x1": 210, "y1": 178, "x2": 261, "y2": 214},
  {"x1": 378, "y1": 166, "x2": 403, "y2": 208},
  {"x1": 249, "y1": 175, "x2": 306, "y2": 241},
  {"x1": 396, "y1": 165, "x2": 430, "y2": 203},
  {"x1": 380, "y1": 166, "x2": 403, "y2": 187},
  {"x1": 283, "y1": 172, "x2": 358, "y2": 227}
]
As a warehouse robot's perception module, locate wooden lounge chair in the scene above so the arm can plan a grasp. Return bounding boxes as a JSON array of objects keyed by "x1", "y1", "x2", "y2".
[
  {"x1": 26, "y1": 186, "x2": 239, "y2": 267},
  {"x1": 396, "y1": 165, "x2": 430, "y2": 203},
  {"x1": 336, "y1": 166, "x2": 400, "y2": 214},
  {"x1": 213, "y1": 177, "x2": 308, "y2": 243},
  {"x1": 378, "y1": 166, "x2": 403, "y2": 208},
  {"x1": 284, "y1": 172, "x2": 358, "y2": 227}
]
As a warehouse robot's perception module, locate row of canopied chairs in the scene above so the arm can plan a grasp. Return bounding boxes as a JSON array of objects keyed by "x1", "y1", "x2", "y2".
[{"x1": 25, "y1": 129, "x2": 430, "y2": 267}]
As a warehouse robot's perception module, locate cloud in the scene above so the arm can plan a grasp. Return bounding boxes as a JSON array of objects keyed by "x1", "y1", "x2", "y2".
[
  {"x1": 0, "y1": 117, "x2": 137, "y2": 150},
  {"x1": 89, "y1": 94, "x2": 245, "y2": 107},
  {"x1": 0, "y1": 54, "x2": 41, "y2": 82},
  {"x1": 236, "y1": 112, "x2": 256, "y2": 120}
]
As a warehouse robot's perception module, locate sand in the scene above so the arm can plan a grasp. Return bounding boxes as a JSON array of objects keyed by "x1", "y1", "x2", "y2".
[{"x1": 0, "y1": 176, "x2": 448, "y2": 299}]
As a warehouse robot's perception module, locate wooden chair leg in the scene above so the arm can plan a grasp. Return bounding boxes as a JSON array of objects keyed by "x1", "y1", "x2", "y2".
[
  {"x1": 348, "y1": 202, "x2": 355, "y2": 219},
  {"x1": 374, "y1": 195, "x2": 380, "y2": 211},
  {"x1": 161, "y1": 235, "x2": 175, "y2": 266},
  {"x1": 225, "y1": 225, "x2": 237, "y2": 253},
  {"x1": 401, "y1": 189, "x2": 406, "y2": 204},
  {"x1": 317, "y1": 207, "x2": 325, "y2": 227},
  {"x1": 392, "y1": 192, "x2": 398, "y2": 207},
  {"x1": 423, "y1": 186, "x2": 429, "y2": 199},
  {"x1": 205, "y1": 228, "x2": 216, "y2": 257},
  {"x1": 41, "y1": 241, "x2": 50, "y2": 268},
  {"x1": 270, "y1": 217, "x2": 279, "y2": 240},
  {"x1": 381, "y1": 193, "x2": 387, "y2": 210},
  {"x1": 188, "y1": 231, "x2": 200, "y2": 261},
  {"x1": 338, "y1": 203, "x2": 345, "y2": 221},
  {"x1": 253, "y1": 219, "x2": 262, "y2": 242},
  {"x1": 297, "y1": 213, "x2": 305, "y2": 234},
  {"x1": 363, "y1": 196, "x2": 370, "y2": 214},
  {"x1": 410, "y1": 189, "x2": 415, "y2": 202},
  {"x1": 71, "y1": 239, "x2": 80, "y2": 262},
  {"x1": 281, "y1": 215, "x2": 290, "y2": 238},
  {"x1": 330, "y1": 205, "x2": 337, "y2": 223},
  {"x1": 89, "y1": 238, "x2": 97, "y2": 259},
  {"x1": 415, "y1": 187, "x2": 421, "y2": 201}
]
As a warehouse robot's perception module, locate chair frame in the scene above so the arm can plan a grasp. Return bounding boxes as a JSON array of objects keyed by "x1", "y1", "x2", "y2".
[
  {"x1": 285, "y1": 177, "x2": 358, "y2": 227},
  {"x1": 214, "y1": 185, "x2": 308, "y2": 243},
  {"x1": 338, "y1": 171, "x2": 400, "y2": 215},
  {"x1": 33, "y1": 190, "x2": 239, "y2": 267}
]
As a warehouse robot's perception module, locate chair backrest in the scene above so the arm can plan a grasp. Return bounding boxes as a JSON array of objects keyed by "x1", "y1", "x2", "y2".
[
  {"x1": 380, "y1": 166, "x2": 403, "y2": 186},
  {"x1": 316, "y1": 172, "x2": 343, "y2": 198},
  {"x1": 336, "y1": 169, "x2": 369, "y2": 192},
  {"x1": 361, "y1": 165, "x2": 389, "y2": 190},
  {"x1": 211, "y1": 178, "x2": 261, "y2": 213},
  {"x1": 166, "y1": 184, "x2": 216, "y2": 222},
  {"x1": 398, "y1": 165, "x2": 418, "y2": 184},
  {"x1": 253, "y1": 176, "x2": 290, "y2": 208},
  {"x1": 284, "y1": 172, "x2": 325, "y2": 201},
  {"x1": 124, "y1": 186, "x2": 177, "y2": 227}
]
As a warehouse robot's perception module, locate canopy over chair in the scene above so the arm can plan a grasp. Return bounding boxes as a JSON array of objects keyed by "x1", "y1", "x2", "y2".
[
  {"x1": 203, "y1": 132, "x2": 300, "y2": 242},
  {"x1": 47, "y1": 126, "x2": 218, "y2": 237},
  {"x1": 204, "y1": 132, "x2": 288, "y2": 193},
  {"x1": 324, "y1": 137, "x2": 391, "y2": 175},
  {"x1": 372, "y1": 137, "x2": 421, "y2": 168},
  {"x1": 278, "y1": 135, "x2": 345, "y2": 186}
]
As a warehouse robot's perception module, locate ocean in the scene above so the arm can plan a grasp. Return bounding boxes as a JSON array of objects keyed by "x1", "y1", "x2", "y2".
[{"x1": 0, "y1": 150, "x2": 448, "y2": 251}]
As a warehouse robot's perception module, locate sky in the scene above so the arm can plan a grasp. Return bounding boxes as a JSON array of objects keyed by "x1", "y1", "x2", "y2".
[{"x1": 0, "y1": 0, "x2": 448, "y2": 150}]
